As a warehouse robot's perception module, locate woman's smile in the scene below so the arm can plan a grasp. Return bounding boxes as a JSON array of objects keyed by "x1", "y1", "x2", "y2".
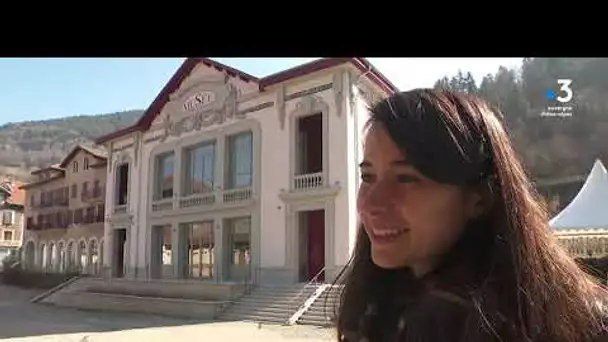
[{"x1": 367, "y1": 225, "x2": 410, "y2": 245}]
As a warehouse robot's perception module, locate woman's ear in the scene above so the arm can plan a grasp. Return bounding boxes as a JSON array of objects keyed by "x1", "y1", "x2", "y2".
[{"x1": 466, "y1": 184, "x2": 495, "y2": 219}]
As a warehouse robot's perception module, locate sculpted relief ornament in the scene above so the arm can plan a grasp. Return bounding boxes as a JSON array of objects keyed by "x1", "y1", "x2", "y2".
[
  {"x1": 293, "y1": 95, "x2": 329, "y2": 119},
  {"x1": 160, "y1": 77, "x2": 241, "y2": 142}
]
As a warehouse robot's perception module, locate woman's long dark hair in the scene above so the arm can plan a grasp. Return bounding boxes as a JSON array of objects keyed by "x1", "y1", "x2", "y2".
[{"x1": 334, "y1": 89, "x2": 608, "y2": 342}]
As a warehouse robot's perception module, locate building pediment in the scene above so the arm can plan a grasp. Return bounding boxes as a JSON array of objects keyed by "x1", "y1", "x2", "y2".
[
  {"x1": 165, "y1": 74, "x2": 233, "y2": 117},
  {"x1": 59, "y1": 145, "x2": 107, "y2": 168},
  {"x1": 158, "y1": 75, "x2": 241, "y2": 141}
]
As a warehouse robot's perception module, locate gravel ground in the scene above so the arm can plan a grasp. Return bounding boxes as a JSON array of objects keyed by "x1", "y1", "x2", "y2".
[{"x1": 0, "y1": 284, "x2": 335, "y2": 341}]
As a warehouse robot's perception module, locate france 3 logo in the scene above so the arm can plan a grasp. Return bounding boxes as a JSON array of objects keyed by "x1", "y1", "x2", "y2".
[{"x1": 541, "y1": 79, "x2": 574, "y2": 117}]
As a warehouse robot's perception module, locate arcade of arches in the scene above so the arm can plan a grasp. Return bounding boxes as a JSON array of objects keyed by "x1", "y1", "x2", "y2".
[
  {"x1": 21, "y1": 237, "x2": 104, "y2": 275},
  {"x1": 558, "y1": 236, "x2": 608, "y2": 259}
]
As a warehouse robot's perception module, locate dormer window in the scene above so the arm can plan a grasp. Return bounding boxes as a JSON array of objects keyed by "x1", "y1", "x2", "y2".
[
  {"x1": 73, "y1": 161, "x2": 78, "y2": 173},
  {"x1": 84, "y1": 157, "x2": 89, "y2": 170}
]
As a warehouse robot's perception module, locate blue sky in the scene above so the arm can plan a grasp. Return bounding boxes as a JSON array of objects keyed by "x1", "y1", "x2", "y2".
[{"x1": 0, "y1": 58, "x2": 523, "y2": 126}]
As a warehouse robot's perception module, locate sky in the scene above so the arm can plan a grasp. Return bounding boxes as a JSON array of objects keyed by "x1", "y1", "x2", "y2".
[{"x1": 0, "y1": 58, "x2": 523, "y2": 126}]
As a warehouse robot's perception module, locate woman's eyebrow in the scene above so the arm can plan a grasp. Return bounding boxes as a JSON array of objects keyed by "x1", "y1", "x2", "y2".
[{"x1": 390, "y1": 160, "x2": 411, "y2": 167}]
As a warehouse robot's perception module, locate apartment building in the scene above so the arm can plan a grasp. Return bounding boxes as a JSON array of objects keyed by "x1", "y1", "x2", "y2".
[
  {"x1": 0, "y1": 181, "x2": 25, "y2": 262},
  {"x1": 21, "y1": 145, "x2": 107, "y2": 274},
  {"x1": 95, "y1": 58, "x2": 397, "y2": 285}
]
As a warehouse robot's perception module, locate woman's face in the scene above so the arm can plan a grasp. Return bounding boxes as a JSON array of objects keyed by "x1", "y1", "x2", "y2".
[{"x1": 357, "y1": 122, "x2": 482, "y2": 276}]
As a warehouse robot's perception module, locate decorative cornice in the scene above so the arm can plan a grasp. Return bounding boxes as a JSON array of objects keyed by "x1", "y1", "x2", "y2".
[
  {"x1": 333, "y1": 72, "x2": 344, "y2": 117},
  {"x1": 285, "y1": 83, "x2": 333, "y2": 101},
  {"x1": 277, "y1": 85, "x2": 286, "y2": 130},
  {"x1": 291, "y1": 95, "x2": 330, "y2": 120}
]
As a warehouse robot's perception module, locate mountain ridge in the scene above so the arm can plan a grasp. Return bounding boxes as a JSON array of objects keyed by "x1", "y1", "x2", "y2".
[{"x1": 0, "y1": 110, "x2": 143, "y2": 180}]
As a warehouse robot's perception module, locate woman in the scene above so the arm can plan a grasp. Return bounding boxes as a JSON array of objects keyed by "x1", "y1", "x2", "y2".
[{"x1": 334, "y1": 89, "x2": 608, "y2": 342}]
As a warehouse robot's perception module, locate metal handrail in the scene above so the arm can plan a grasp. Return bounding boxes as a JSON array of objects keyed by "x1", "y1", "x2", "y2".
[
  {"x1": 287, "y1": 266, "x2": 327, "y2": 314},
  {"x1": 243, "y1": 264, "x2": 259, "y2": 295}
]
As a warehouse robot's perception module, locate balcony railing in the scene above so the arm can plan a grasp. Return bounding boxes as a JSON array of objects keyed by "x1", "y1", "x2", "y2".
[
  {"x1": 56, "y1": 198, "x2": 69, "y2": 206},
  {"x1": 293, "y1": 172, "x2": 324, "y2": 191},
  {"x1": 153, "y1": 187, "x2": 253, "y2": 212},
  {"x1": 82, "y1": 187, "x2": 104, "y2": 201},
  {"x1": 36, "y1": 198, "x2": 69, "y2": 208},
  {"x1": 223, "y1": 187, "x2": 252, "y2": 204},
  {"x1": 0, "y1": 240, "x2": 20, "y2": 247},
  {"x1": 179, "y1": 191, "x2": 216, "y2": 209},
  {"x1": 152, "y1": 198, "x2": 173, "y2": 212},
  {"x1": 114, "y1": 204, "x2": 127, "y2": 214},
  {"x1": 26, "y1": 206, "x2": 105, "y2": 230}
]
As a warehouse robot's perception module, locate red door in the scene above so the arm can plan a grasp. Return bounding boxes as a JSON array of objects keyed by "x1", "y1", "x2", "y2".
[{"x1": 307, "y1": 210, "x2": 325, "y2": 281}]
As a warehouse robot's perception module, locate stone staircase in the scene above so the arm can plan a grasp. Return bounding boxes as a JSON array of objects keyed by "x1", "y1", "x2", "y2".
[
  {"x1": 37, "y1": 277, "x2": 240, "y2": 320},
  {"x1": 297, "y1": 285, "x2": 343, "y2": 326},
  {"x1": 218, "y1": 284, "x2": 319, "y2": 324}
]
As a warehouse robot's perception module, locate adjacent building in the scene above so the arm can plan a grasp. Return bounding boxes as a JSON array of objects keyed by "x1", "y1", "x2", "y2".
[
  {"x1": 95, "y1": 58, "x2": 397, "y2": 285},
  {"x1": 20, "y1": 145, "x2": 107, "y2": 274},
  {"x1": 535, "y1": 175, "x2": 586, "y2": 216},
  {"x1": 0, "y1": 181, "x2": 25, "y2": 262},
  {"x1": 550, "y1": 159, "x2": 608, "y2": 259}
]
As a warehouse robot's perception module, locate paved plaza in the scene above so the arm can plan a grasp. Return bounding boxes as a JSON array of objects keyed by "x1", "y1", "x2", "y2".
[{"x1": 0, "y1": 284, "x2": 334, "y2": 341}]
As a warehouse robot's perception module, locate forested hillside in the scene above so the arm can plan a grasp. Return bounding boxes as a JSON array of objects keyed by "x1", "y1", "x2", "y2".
[
  {"x1": 0, "y1": 110, "x2": 142, "y2": 180},
  {"x1": 435, "y1": 58, "x2": 608, "y2": 178}
]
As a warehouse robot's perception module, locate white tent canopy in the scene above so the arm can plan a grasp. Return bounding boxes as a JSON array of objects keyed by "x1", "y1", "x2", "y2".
[{"x1": 550, "y1": 159, "x2": 608, "y2": 231}]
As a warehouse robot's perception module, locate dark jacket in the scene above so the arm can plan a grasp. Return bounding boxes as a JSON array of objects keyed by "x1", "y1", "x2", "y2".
[{"x1": 341, "y1": 291, "x2": 608, "y2": 342}]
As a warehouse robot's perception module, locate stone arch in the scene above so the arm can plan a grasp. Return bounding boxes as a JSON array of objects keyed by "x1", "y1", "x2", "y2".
[
  {"x1": 66, "y1": 239, "x2": 77, "y2": 272},
  {"x1": 23, "y1": 239, "x2": 36, "y2": 270},
  {"x1": 48, "y1": 240, "x2": 57, "y2": 272},
  {"x1": 593, "y1": 237, "x2": 602, "y2": 256},
  {"x1": 88, "y1": 237, "x2": 99, "y2": 275},
  {"x1": 587, "y1": 237, "x2": 595, "y2": 257},
  {"x1": 588, "y1": 237, "x2": 596, "y2": 257},
  {"x1": 57, "y1": 240, "x2": 66, "y2": 272},
  {"x1": 99, "y1": 238, "x2": 105, "y2": 275},
  {"x1": 38, "y1": 241, "x2": 47, "y2": 270},
  {"x1": 77, "y1": 238, "x2": 88, "y2": 273},
  {"x1": 566, "y1": 238, "x2": 574, "y2": 254}
]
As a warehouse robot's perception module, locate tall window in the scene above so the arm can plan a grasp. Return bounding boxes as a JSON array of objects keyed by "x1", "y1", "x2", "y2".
[
  {"x1": 73, "y1": 161, "x2": 78, "y2": 173},
  {"x1": 97, "y1": 203, "x2": 105, "y2": 222},
  {"x1": 226, "y1": 131, "x2": 253, "y2": 189},
  {"x1": 116, "y1": 163, "x2": 129, "y2": 205},
  {"x1": 155, "y1": 153, "x2": 174, "y2": 199},
  {"x1": 184, "y1": 141, "x2": 215, "y2": 195},
  {"x1": 82, "y1": 181, "x2": 89, "y2": 199},
  {"x1": 74, "y1": 209, "x2": 83, "y2": 224},
  {"x1": 183, "y1": 221, "x2": 214, "y2": 279},
  {"x1": 2, "y1": 211, "x2": 13, "y2": 225},
  {"x1": 226, "y1": 216, "x2": 251, "y2": 266}
]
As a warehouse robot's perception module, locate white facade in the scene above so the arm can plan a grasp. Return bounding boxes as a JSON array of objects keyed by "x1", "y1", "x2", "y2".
[{"x1": 99, "y1": 59, "x2": 393, "y2": 285}]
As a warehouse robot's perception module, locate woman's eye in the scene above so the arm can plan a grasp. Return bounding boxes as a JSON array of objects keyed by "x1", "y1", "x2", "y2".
[{"x1": 396, "y1": 175, "x2": 419, "y2": 183}]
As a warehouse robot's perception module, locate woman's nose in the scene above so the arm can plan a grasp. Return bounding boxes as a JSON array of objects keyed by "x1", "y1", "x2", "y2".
[{"x1": 360, "y1": 182, "x2": 392, "y2": 215}]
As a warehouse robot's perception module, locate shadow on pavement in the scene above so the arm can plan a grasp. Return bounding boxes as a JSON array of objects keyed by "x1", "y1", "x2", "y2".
[{"x1": 0, "y1": 284, "x2": 215, "y2": 340}]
